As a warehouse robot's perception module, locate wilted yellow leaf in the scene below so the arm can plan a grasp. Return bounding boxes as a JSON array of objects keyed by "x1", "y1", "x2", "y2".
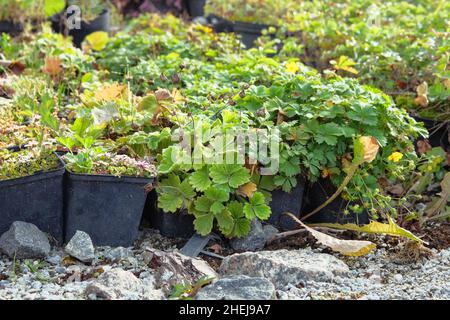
[
  {"x1": 414, "y1": 95, "x2": 429, "y2": 107},
  {"x1": 286, "y1": 213, "x2": 375, "y2": 256},
  {"x1": 43, "y1": 57, "x2": 62, "y2": 77},
  {"x1": 415, "y1": 82, "x2": 429, "y2": 107},
  {"x1": 310, "y1": 215, "x2": 425, "y2": 243},
  {"x1": 85, "y1": 31, "x2": 109, "y2": 51},
  {"x1": 172, "y1": 88, "x2": 185, "y2": 103},
  {"x1": 354, "y1": 136, "x2": 380, "y2": 164},
  {"x1": 155, "y1": 89, "x2": 172, "y2": 101},
  {"x1": 444, "y1": 79, "x2": 450, "y2": 90},
  {"x1": 237, "y1": 182, "x2": 257, "y2": 198},
  {"x1": 416, "y1": 82, "x2": 428, "y2": 96},
  {"x1": 94, "y1": 83, "x2": 126, "y2": 102},
  {"x1": 331, "y1": 56, "x2": 359, "y2": 75}
]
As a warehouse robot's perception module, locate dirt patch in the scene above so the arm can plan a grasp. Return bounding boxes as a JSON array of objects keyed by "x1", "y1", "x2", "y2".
[{"x1": 420, "y1": 222, "x2": 450, "y2": 250}]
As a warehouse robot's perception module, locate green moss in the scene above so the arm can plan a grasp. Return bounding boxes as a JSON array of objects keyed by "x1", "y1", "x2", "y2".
[{"x1": 0, "y1": 149, "x2": 60, "y2": 181}]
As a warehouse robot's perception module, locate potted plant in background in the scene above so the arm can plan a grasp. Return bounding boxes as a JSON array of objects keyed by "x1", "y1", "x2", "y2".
[
  {"x1": 0, "y1": 0, "x2": 65, "y2": 34},
  {"x1": 51, "y1": 0, "x2": 111, "y2": 47},
  {"x1": 204, "y1": 0, "x2": 293, "y2": 48},
  {"x1": 110, "y1": 0, "x2": 186, "y2": 17},
  {"x1": 0, "y1": 94, "x2": 65, "y2": 243},
  {"x1": 185, "y1": 0, "x2": 206, "y2": 18},
  {"x1": 52, "y1": 80, "x2": 159, "y2": 245}
]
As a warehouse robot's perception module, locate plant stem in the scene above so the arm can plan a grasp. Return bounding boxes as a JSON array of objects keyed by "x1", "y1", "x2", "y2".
[{"x1": 301, "y1": 164, "x2": 359, "y2": 221}]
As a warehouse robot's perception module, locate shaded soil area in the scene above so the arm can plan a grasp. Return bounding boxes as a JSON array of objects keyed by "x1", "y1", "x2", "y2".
[{"x1": 421, "y1": 222, "x2": 450, "y2": 250}]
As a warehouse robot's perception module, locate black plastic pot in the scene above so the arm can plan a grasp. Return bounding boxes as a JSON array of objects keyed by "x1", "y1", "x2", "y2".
[
  {"x1": 63, "y1": 171, "x2": 152, "y2": 246},
  {"x1": 268, "y1": 177, "x2": 306, "y2": 230},
  {"x1": 0, "y1": 157, "x2": 64, "y2": 243},
  {"x1": 143, "y1": 192, "x2": 195, "y2": 238},
  {"x1": 0, "y1": 20, "x2": 23, "y2": 35},
  {"x1": 233, "y1": 21, "x2": 270, "y2": 48},
  {"x1": 186, "y1": 0, "x2": 206, "y2": 17},
  {"x1": 207, "y1": 14, "x2": 270, "y2": 48},
  {"x1": 413, "y1": 116, "x2": 449, "y2": 151},
  {"x1": 51, "y1": 9, "x2": 110, "y2": 48},
  {"x1": 301, "y1": 178, "x2": 369, "y2": 224},
  {"x1": 151, "y1": 209, "x2": 195, "y2": 239}
]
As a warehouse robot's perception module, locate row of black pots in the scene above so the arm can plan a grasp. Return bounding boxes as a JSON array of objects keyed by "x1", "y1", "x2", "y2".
[
  {"x1": 0, "y1": 9, "x2": 110, "y2": 48},
  {"x1": 206, "y1": 14, "x2": 272, "y2": 49},
  {"x1": 150, "y1": 176, "x2": 369, "y2": 239},
  {"x1": 0, "y1": 153, "x2": 151, "y2": 247}
]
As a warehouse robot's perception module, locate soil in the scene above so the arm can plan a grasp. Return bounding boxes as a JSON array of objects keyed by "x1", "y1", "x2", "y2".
[{"x1": 420, "y1": 222, "x2": 450, "y2": 250}]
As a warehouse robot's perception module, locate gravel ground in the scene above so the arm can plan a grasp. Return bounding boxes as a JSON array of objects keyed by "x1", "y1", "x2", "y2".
[
  {"x1": 0, "y1": 228, "x2": 449, "y2": 300},
  {"x1": 277, "y1": 247, "x2": 450, "y2": 300},
  {"x1": 0, "y1": 229, "x2": 182, "y2": 300}
]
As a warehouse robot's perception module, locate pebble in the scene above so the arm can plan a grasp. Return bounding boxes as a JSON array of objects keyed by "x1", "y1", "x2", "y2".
[{"x1": 393, "y1": 274, "x2": 403, "y2": 283}]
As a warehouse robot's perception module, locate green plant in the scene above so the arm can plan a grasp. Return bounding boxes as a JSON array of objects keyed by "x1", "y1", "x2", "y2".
[
  {"x1": 169, "y1": 276, "x2": 214, "y2": 300},
  {"x1": 0, "y1": 147, "x2": 60, "y2": 180},
  {"x1": 260, "y1": 0, "x2": 450, "y2": 121},
  {"x1": 67, "y1": 0, "x2": 108, "y2": 22},
  {"x1": 204, "y1": 0, "x2": 294, "y2": 25},
  {"x1": 0, "y1": 0, "x2": 65, "y2": 22}
]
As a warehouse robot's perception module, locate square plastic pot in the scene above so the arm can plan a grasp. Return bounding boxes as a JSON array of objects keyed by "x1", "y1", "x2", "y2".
[
  {"x1": 143, "y1": 192, "x2": 195, "y2": 239},
  {"x1": 232, "y1": 21, "x2": 270, "y2": 48},
  {"x1": 51, "y1": 9, "x2": 110, "y2": 48},
  {"x1": 207, "y1": 14, "x2": 270, "y2": 48},
  {"x1": 186, "y1": 0, "x2": 206, "y2": 17},
  {"x1": 302, "y1": 178, "x2": 369, "y2": 224},
  {"x1": 0, "y1": 157, "x2": 64, "y2": 243},
  {"x1": 0, "y1": 21, "x2": 23, "y2": 35},
  {"x1": 268, "y1": 177, "x2": 306, "y2": 230},
  {"x1": 63, "y1": 171, "x2": 152, "y2": 246}
]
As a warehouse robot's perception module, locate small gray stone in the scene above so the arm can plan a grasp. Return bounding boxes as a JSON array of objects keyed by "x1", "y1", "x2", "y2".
[
  {"x1": 46, "y1": 255, "x2": 61, "y2": 266},
  {"x1": 0, "y1": 222, "x2": 51, "y2": 259},
  {"x1": 65, "y1": 231, "x2": 95, "y2": 263},
  {"x1": 196, "y1": 275, "x2": 276, "y2": 300},
  {"x1": 55, "y1": 267, "x2": 66, "y2": 274},
  {"x1": 220, "y1": 248, "x2": 349, "y2": 288},
  {"x1": 230, "y1": 220, "x2": 278, "y2": 252},
  {"x1": 105, "y1": 247, "x2": 133, "y2": 262},
  {"x1": 393, "y1": 274, "x2": 403, "y2": 283}
]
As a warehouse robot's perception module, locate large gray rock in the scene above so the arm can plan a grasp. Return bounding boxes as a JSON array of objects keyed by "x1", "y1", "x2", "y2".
[
  {"x1": 220, "y1": 249, "x2": 349, "y2": 288},
  {"x1": 143, "y1": 248, "x2": 218, "y2": 294},
  {"x1": 196, "y1": 275, "x2": 276, "y2": 300},
  {"x1": 65, "y1": 231, "x2": 95, "y2": 263},
  {"x1": 85, "y1": 268, "x2": 164, "y2": 300},
  {"x1": 230, "y1": 220, "x2": 278, "y2": 252},
  {"x1": 0, "y1": 221, "x2": 50, "y2": 259}
]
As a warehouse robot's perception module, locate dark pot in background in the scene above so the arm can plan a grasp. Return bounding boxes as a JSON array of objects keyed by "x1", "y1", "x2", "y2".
[
  {"x1": 143, "y1": 192, "x2": 195, "y2": 238},
  {"x1": 63, "y1": 171, "x2": 152, "y2": 246},
  {"x1": 413, "y1": 116, "x2": 449, "y2": 151},
  {"x1": 207, "y1": 14, "x2": 270, "y2": 48},
  {"x1": 233, "y1": 20, "x2": 270, "y2": 48},
  {"x1": 0, "y1": 21, "x2": 23, "y2": 35},
  {"x1": 301, "y1": 178, "x2": 369, "y2": 224},
  {"x1": 186, "y1": 0, "x2": 206, "y2": 17},
  {"x1": 0, "y1": 157, "x2": 64, "y2": 243},
  {"x1": 268, "y1": 177, "x2": 306, "y2": 230},
  {"x1": 51, "y1": 9, "x2": 110, "y2": 48}
]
